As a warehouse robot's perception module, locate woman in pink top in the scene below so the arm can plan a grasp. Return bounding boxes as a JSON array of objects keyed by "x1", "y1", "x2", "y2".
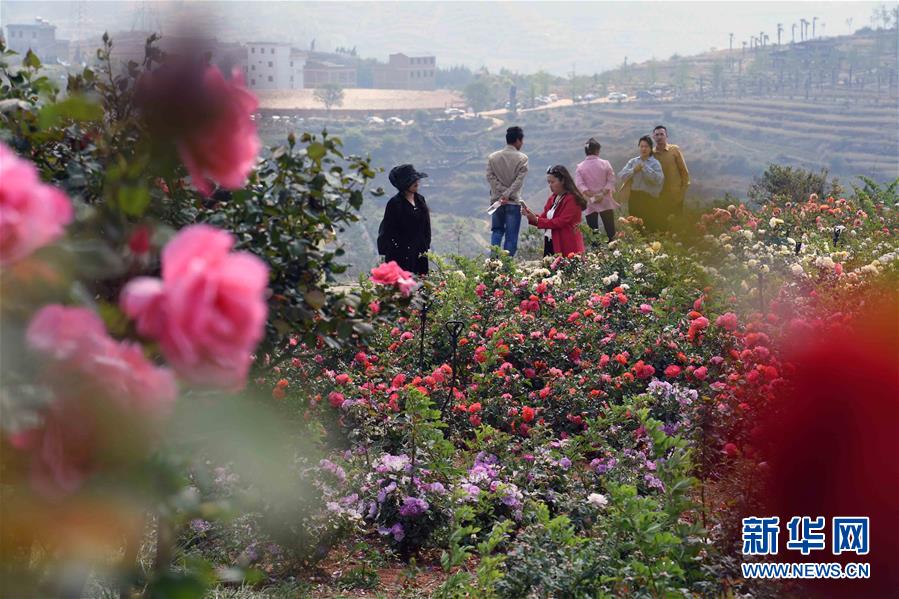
[{"x1": 575, "y1": 138, "x2": 618, "y2": 242}]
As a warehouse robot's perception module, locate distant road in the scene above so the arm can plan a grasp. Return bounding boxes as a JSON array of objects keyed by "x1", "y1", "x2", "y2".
[
  {"x1": 482, "y1": 95, "x2": 643, "y2": 117},
  {"x1": 257, "y1": 88, "x2": 464, "y2": 111}
]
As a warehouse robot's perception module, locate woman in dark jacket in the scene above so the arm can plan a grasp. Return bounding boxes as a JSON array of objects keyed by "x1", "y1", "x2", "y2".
[{"x1": 377, "y1": 164, "x2": 431, "y2": 275}]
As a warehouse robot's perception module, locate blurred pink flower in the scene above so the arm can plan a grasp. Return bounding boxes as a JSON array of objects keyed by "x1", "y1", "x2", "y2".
[
  {"x1": 715, "y1": 312, "x2": 739, "y2": 331},
  {"x1": 26, "y1": 305, "x2": 178, "y2": 416},
  {"x1": 8, "y1": 396, "x2": 97, "y2": 497},
  {"x1": 121, "y1": 225, "x2": 269, "y2": 389},
  {"x1": 26, "y1": 304, "x2": 108, "y2": 365},
  {"x1": 165, "y1": 66, "x2": 260, "y2": 196},
  {"x1": 0, "y1": 143, "x2": 73, "y2": 265}
]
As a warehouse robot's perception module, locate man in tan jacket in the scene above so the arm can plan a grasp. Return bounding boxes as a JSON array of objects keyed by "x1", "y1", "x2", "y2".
[
  {"x1": 652, "y1": 125, "x2": 690, "y2": 227},
  {"x1": 486, "y1": 126, "x2": 528, "y2": 256}
]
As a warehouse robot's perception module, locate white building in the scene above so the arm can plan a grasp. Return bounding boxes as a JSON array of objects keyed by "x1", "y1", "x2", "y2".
[
  {"x1": 6, "y1": 18, "x2": 64, "y2": 63},
  {"x1": 243, "y1": 42, "x2": 306, "y2": 90}
]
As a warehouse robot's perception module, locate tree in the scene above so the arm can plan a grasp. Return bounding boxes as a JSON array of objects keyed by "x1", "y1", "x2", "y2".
[
  {"x1": 674, "y1": 60, "x2": 691, "y2": 94},
  {"x1": 712, "y1": 61, "x2": 725, "y2": 94},
  {"x1": 748, "y1": 164, "x2": 831, "y2": 204},
  {"x1": 464, "y1": 79, "x2": 492, "y2": 114},
  {"x1": 529, "y1": 70, "x2": 552, "y2": 97},
  {"x1": 313, "y1": 84, "x2": 344, "y2": 116}
]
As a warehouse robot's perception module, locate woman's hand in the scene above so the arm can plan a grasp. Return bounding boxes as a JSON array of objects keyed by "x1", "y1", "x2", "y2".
[{"x1": 634, "y1": 162, "x2": 644, "y2": 173}]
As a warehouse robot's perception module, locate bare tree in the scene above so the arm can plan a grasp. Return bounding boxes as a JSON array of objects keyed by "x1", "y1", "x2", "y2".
[{"x1": 313, "y1": 84, "x2": 345, "y2": 117}]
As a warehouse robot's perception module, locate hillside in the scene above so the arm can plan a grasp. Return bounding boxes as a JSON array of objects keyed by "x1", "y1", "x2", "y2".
[
  {"x1": 593, "y1": 28, "x2": 898, "y2": 105},
  {"x1": 258, "y1": 88, "x2": 898, "y2": 276}
]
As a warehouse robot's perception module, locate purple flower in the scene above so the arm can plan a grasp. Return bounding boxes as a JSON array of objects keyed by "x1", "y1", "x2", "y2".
[
  {"x1": 558, "y1": 457, "x2": 572, "y2": 470},
  {"x1": 501, "y1": 483, "x2": 523, "y2": 509},
  {"x1": 474, "y1": 452, "x2": 499, "y2": 467},
  {"x1": 460, "y1": 483, "x2": 481, "y2": 501},
  {"x1": 590, "y1": 457, "x2": 617, "y2": 474},
  {"x1": 190, "y1": 519, "x2": 212, "y2": 534},
  {"x1": 377, "y1": 481, "x2": 397, "y2": 504},
  {"x1": 378, "y1": 522, "x2": 405, "y2": 541},
  {"x1": 319, "y1": 459, "x2": 347, "y2": 482},
  {"x1": 376, "y1": 453, "x2": 411, "y2": 473},
  {"x1": 399, "y1": 496, "x2": 429, "y2": 518},
  {"x1": 468, "y1": 464, "x2": 498, "y2": 483},
  {"x1": 644, "y1": 473, "x2": 665, "y2": 491},
  {"x1": 426, "y1": 481, "x2": 446, "y2": 495}
]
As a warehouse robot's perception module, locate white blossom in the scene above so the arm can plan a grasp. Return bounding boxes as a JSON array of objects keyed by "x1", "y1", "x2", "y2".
[{"x1": 587, "y1": 493, "x2": 609, "y2": 508}]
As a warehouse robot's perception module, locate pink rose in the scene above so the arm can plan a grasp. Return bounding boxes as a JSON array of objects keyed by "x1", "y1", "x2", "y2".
[
  {"x1": 664, "y1": 365, "x2": 682, "y2": 378},
  {"x1": 8, "y1": 396, "x2": 97, "y2": 497},
  {"x1": 139, "y1": 64, "x2": 260, "y2": 197},
  {"x1": 0, "y1": 143, "x2": 73, "y2": 264},
  {"x1": 120, "y1": 225, "x2": 269, "y2": 389},
  {"x1": 328, "y1": 391, "x2": 346, "y2": 408},
  {"x1": 715, "y1": 312, "x2": 739, "y2": 332},
  {"x1": 26, "y1": 305, "x2": 178, "y2": 416},
  {"x1": 694, "y1": 366, "x2": 709, "y2": 381},
  {"x1": 176, "y1": 67, "x2": 260, "y2": 196},
  {"x1": 370, "y1": 261, "x2": 418, "y2": 297}
]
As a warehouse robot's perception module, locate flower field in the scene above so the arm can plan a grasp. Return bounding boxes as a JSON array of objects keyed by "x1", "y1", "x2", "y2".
[{"x1": 1, "y1": 39, "x2": 898, "y2": 598}]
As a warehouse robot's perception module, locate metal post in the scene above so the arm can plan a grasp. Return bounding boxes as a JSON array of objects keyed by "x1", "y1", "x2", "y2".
[
  {"x1": 757, "y1": 271, "x2": 765, "y2": 314},
  {"x1": 441, "y1": 320, "x2": 465, "y2": 413},
  {"x1": 418, "y1": 301, "x2": 429, "y2": 375}
]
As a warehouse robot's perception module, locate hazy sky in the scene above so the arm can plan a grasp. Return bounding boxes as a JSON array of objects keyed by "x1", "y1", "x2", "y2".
[{"x1": 1, "y1": 1, "x2": 888, "y2": 74}]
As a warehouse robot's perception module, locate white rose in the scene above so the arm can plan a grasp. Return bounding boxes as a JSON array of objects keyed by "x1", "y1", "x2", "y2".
[
  {"x1": 790, "y1": 264, "x2": 804, "y2": 276},
  {"x1": 587, "y1": 493, "x2": 608, "y2": 508}
]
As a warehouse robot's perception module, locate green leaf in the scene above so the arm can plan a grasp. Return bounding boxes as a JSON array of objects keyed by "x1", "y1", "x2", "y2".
[
  {"x1": 307, "y1": 142, "x2": 326, "y2": 161},
  {"x1": 305, "y1": 289, "x2": 326, "y2": 309},
  {"x1": 23, "y1": 49, "x2": 41, "y2": 69},
  {"x1": 117, "y1": 185, "x2": 151, "y2": 217},
  {"x1": 38, "y1": 95, "x2": 103, "y2": 130}
]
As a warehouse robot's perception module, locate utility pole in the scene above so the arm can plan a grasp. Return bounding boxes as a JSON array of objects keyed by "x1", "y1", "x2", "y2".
[
  {"x1": 729, "y1": 33, "x2": 735, "y2": 69},
  {"x1": 760, "y1": 31, "x2": 765, "y2": 47},
  {"x1": 792, "y1": 23, "x2": 797, "y2": 43},
  {"x1": 777, "y1": 23, "x2": 783, "y2": 45},
  {"x1": 813, "y1": 16, "x2": 818, "y2": 39}
]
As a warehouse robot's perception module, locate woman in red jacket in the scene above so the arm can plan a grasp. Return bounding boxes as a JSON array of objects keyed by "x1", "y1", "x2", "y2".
[{"x1": 521, "y1": 165, "x2": 588, "y2": 257}]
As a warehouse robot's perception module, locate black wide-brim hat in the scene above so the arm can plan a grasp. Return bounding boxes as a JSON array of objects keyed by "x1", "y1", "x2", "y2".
[{"x1": 388, "y1": 164, "x2": 428, "y2": 191}]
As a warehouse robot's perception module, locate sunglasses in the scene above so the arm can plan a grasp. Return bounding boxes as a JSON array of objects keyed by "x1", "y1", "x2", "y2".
[{"x1": 546, "y1": 166, "x2": 564, "y2": 177}]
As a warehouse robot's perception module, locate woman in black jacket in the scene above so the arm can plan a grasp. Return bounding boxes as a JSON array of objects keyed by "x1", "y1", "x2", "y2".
[{"x1": 377, "y1": 164, "x2": 431, "y2": 275}]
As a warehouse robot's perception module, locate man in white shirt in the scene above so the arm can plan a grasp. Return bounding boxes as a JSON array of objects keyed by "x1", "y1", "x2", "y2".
[{"x1": 486, "y1": 126, "x2": 528, "y2": 256}]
